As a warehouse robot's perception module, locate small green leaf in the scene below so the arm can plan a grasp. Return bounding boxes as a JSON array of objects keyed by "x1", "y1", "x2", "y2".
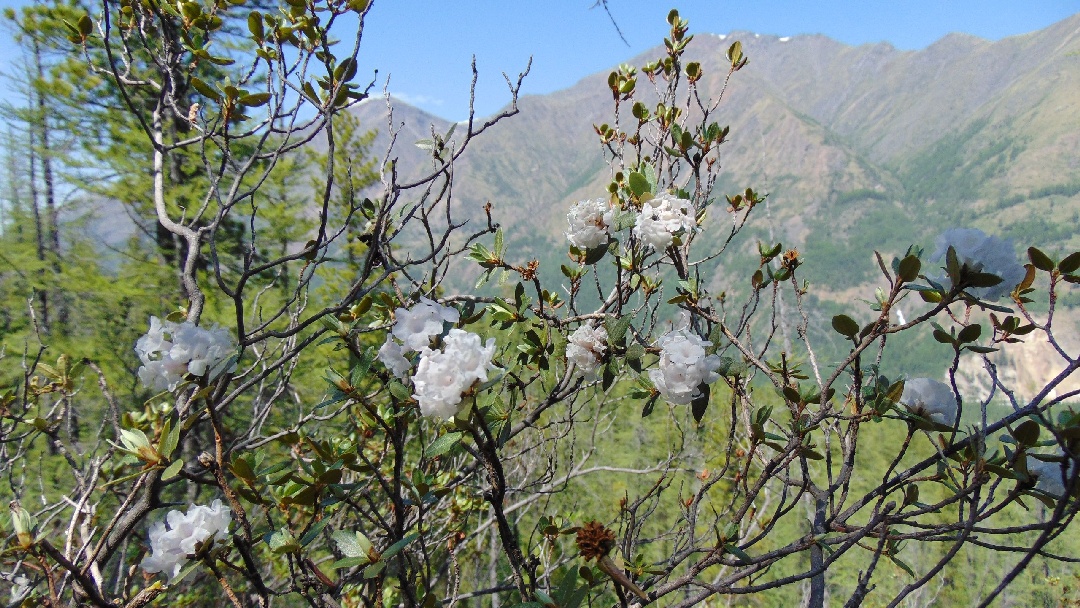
[
  {"x1": 1014, "y1": 420, "x2": 1040, "y2": 446},
  {"x1": 332, "y1": 530, "x2": 374, "y2": 559},
  {"x1": 331, "y1": 556, "x2": 370, "y2": 569},
  {"x1": 159, "y1": 415, "x2": 180, "y2": 459},
  {"x1": 248, "y1": 11, "x2": 264, "y2": 39},
  {"x1": 604, "y1": 315, "x2": 632, "y2": 345},
  {"x1": 583, "y1": 245, "x2": 607, "y2": 265},
  {"x1": 956, "y1": 324, "x2": 982, "y2": 344},
  {"x1": 238, "y1": 92, "x2": 271, "y2": 107},
  {"x1": 190, "y1": 77, "x2": 222, "y2": 103},
  {"x1": 382, "y1": 532, "x2": 419, "y2": 559},
  {"x1": 691, "y1": 383, "x2": 710, "y2": 423},
  {"x1": 897, "y1": 255, "x2": 921, "y2": 283},
  {"x1": 388, "y1": 381, "x2": 411, "y2": 402},
  {"x1": 628, "y1": 172, "x2": 650, "y2": 197},
  {"x1": 1059, "y1": 252, "x2": 1080, "y2": 274},
  {"x1": 1028, "y1": 247, "x2": 1055, "y2": 272},
  {"x1": 268, "y1": 529, "x2": 300, "y2": 554},
  {"x1": 831, "y1": 314, "x2": 859, "y2": 338},
  {"x1": 300, "y1": 518, "x2": 331, "y2": 547},
  {"x1": 161, "y1": 459, "x2": 184, "y2": 480},
  {"x1": 425, "y1": 432, "x2": 463, "y2": 458}
]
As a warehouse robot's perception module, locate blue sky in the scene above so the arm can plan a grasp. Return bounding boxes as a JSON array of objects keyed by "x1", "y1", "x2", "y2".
[{"x1": 1, "y1": 1, "x2": 1077, "y2": 119}]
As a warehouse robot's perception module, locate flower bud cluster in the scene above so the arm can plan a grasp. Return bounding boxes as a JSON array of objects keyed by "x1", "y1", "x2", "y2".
[
  {"x1": 566, "y1": 199, "x2": 615, "y2": 250},
  {"x1": 378, "y1": 298, "x2": 460, "y2": 378},
  {"x1": 932, "y1": 228, "x2": 1025, "y2": 300},
  {"x1": 566, "y1": 323, "x2": 608, "y2": 376},
  {"x1": 900, "y1": 378, "x2": 957, "y2": 425},
  {"x1": 649, "y1": 328, "x2": 721, "y2": 404},
  {"x1": 141, "y1": 500, "x2": 232, "y2": 579},
  {"x1": 135, "y1": 317, "x2": 236, "y2": 392},
  {"x1": 412, "y1": 329, "x2": 497, "y2": 419},
  {"x1": 633, "y1": 193, "x2": 696, "y2": 250}
]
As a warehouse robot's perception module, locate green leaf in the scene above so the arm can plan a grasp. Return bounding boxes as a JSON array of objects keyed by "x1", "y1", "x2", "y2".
[
  {"x1": 78, "y1": 14, "x2": 93, "y2": 36},
  {"x1": 628, "y1": 171, "x2": 650, "y2": 197},
  {"x1": 363, "y1": 560, "x2": 386, "y2": 578},
  {"x1": 300, "y1": 518, "x2": 331, "y2": 547},
  {"x1": 897, "y1": 255, "x2": 921, "y2": 283},
  {"x1": 161, "y1": 459, "x2": 184, "y2": 480},
  {"x1": 331, "y1": 556, "x2": 370, "y2": 569},
  {"x1": 726, "y1": 41, "x2": 743, "y2": 65},
  {"x1": 190, "y1": 77, "x2": 222, "y2": 103},
  {"x1": 388, "y1": 381, "x2": 411, "y2": 402},
  {"x1": 889, "y1": 554, "x2": 916, "y2": 578},
  {"x1": 159, "y1": 415, "x2": 180, "y2": 459},
  {"x1": 583, "y1": 245, "x2": 607, "y2": 265},
  {"x1": 831, "y1": 314, "x2": 859, "y2": 338},
  {"x1": 933, "y1": 329, "x2": 954, "y2": 344},
  {"x1": 382, "y1": 532, "x2": 419, "y2": 559},
  {"x1": 966, "y1": 272, "x2": 1004, "y2": 288},
  {"x1": 1028, "y1": 247, "x2": 1055, "y2": 272},
  {"x1": 641, "y1": 394, "x2": 659, "y2": 418},
  {"x1": 724, "y1": 542, "x2": 752, "y2": 564},
  {"x1": 332, "y1": 530, "x2": 374, "y2": 559},
  {"x1": 425, "y1": 432, "x2": 463, "y2": 458},
  {"x1": 956, "y1": 324, "x2": 982, "y2": 344},
  {"x1": 268, "y1": 529, "x2": 300, "y2": 554},
  {"x1": 1059, "y1": 252, "x2": 1080, "y2": 274},
  {"x1": 1014, "y1": 420, "x2": 1040, "y2": 446},
  {"x1": 238, "y1": 92, "x2": 271, "y2": 107},
  {"x1": 247, "y1": 11, "x2": 264, "y2": 39},
  {"x1": 782, "y1": 385, "x2": 802, "y2": 403},
  {"x1": 229, "y1": 456, "x2": 256, "y2": 482},
  {"x1": 605, "y1": 315, "x2": 632, "y2": 346},
  {"x1": 691, "y1": 383, "x2": 710, "y2": 423}
]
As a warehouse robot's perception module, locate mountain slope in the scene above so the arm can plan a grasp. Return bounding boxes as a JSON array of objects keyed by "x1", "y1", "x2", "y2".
[{"x1": 352, "y1": 13, "x2": 1080, "y2": 297}]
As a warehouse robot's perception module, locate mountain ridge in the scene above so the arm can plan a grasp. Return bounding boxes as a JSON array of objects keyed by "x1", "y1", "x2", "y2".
[{"x1": 352, "y1": 13, "x2": 1080, "y2": 297}]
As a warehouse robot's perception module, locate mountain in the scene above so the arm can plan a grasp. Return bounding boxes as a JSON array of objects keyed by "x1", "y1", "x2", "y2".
[{"x1": 351, "y1": 13, "x2": 1080, "y2": 302}]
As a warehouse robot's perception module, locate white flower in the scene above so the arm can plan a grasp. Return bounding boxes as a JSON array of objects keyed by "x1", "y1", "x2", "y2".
[
  {"x1": 633, "y1": 193, "x2": 696, "y2": 250},
  {"x1": 566, "y1": 323, "x2": 608, "y2": 376},
  {"x1": 141, "y1": 499, "x2": 232, "y2": 579},
  {"x1": 377, "y1": 336, "x2": 412, "y2": 378},
  {"x1": 135, "y1": 317, "x2": 237, "y2": 391},
  {"x1": 932, "y1": 228, "x2": 1025, "y2": 300},
  {"x1": 7, "y1": 574, "x2": 30, "y2": 603},
  {"x1": 392, "y1": 297, "x2": 460, "y2": 351},
  {"x1": 648, "y1": 329, "x2": 721, "y2": 405},
  {"x1": 900, "y1": 378, "x2": 957, "y2": 425},
  {"x1": 566, "y1": 198, "x2": 615, "y2": 250},
  {"x1": 1029, "y1": 456, "x2": 1073, "y2": 498},
  {"x1": 412, "y1": 329, "x2": 496, "y2": 419}
]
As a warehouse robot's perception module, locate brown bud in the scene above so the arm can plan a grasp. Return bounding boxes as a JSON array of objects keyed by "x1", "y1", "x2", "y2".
[{"x1": 575, "y1": 521, "x2": 616, "y2": 561}]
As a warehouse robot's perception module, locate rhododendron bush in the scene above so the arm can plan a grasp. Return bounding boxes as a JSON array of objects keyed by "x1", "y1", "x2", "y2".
[{"x1": 2, "y1": 5, "x2": 1080, "y2": 608}]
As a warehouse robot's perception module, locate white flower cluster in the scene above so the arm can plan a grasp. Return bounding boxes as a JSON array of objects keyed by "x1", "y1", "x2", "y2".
[
  {"x1": 932, "y1": 228, "x2": 1025, "y2": 300},
  {"x1": 135, "y1": 317, "x2": 237, "y2": 392},
  {"x1": 566, "y1": 198, "x2": 615, "y2": 250},
  {"x1": 1028, "y1": 458, "x2": 1071, "y2": 498},
  {"x1": 378, "y1": 297, "x2": 460, "y2": 378},
  {"x1": 900, "y1": 378, "x2": 957, "y2": 426},
  {"x1": 633, "y1": 193, "x2": 696, "y2": 250},
  {"x1": 141, "y1": 499, "x2": 232, "y2": 579},
  {"x1": 566, "y1": 323, "x2": 608, "y2": 376},
  {"x1": 412, "y1": 329, "x2": 497, "y2": 419},
  {"x1": 6, "y1": 574, "x2": 30, "y2": 603},
  {"x1": 648, "y1": 329, "x2": 721, "y2": 405}
]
